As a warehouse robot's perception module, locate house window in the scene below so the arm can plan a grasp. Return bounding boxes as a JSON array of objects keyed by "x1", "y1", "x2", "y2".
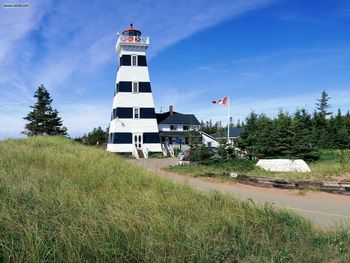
[
  {"x1": 131, "y1": 55, "x2": 137, "y2": 66},
  {"x1": 132, "y1": 82, "x2": 139, "y2": 93},
  {"x1": 133, "y1": 107, "x2": 140, "y2": 119},
  {"x1": 170, "y1": 125, "x2": 177, "y2": 131},
  {"x1": 183, "y1": 125, "x2": 189, "y2": 131}
]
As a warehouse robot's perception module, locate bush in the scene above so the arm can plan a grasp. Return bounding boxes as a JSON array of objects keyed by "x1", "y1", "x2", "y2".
[
  {"x1": 189, "y1": 146, "x2": 214, "y2": 162},
  {"x1": 173, "y1": 147, "x2": 182, "y2": 156},
  {"x1": 217, "y1": 143, "x2": 235, "y2": 160}
]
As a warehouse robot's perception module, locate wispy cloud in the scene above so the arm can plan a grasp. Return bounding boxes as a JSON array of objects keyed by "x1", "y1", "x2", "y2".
[
  {"x1": 241, "y1": 72, "x2": 262, "y2": 78},
  {"x1": 0, "y1": 0, "x2": 277, "y2": 138},
  {"x1": 190, "y1": 88, "x2": 350, "y2": 125}
]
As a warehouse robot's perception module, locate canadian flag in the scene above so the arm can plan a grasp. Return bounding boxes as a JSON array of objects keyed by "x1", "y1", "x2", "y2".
[{"x1": 211, "y1": 97, "x2": 228, "y2": 105}]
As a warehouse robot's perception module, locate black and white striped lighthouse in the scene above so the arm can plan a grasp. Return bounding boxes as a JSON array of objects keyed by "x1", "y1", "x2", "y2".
[{"x1": 107, "y1": 24, "x2": 162, "y2": 157}]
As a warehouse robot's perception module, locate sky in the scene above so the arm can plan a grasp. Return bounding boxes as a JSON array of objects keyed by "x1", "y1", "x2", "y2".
[{"x1": 1, "y1": 0, "x2": 350, "y2": 139}]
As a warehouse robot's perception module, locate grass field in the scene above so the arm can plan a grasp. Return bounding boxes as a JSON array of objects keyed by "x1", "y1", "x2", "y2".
[
  {"x1": 0, "y1": 137, "x2": 349, "y2": 262},
  {"x1": 169, "y1": 150, "x2": 350, "y2": 181}
]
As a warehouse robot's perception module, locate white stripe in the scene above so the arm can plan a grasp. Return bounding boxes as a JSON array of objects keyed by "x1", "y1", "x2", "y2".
[
  {"x1": 109, "y1": 119, "x2": 159, "y2": 133},
  {"x1": 113, "y1": 93, "x2": 156, "y2": 108}
]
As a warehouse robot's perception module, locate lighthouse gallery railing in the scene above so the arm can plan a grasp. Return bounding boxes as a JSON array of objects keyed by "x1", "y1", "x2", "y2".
[{"x1": 118, "y1": 35, "x2": 149, "y2": 44}]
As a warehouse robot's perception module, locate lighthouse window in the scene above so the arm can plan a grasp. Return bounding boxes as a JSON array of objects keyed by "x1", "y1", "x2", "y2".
[
  {"x1": 131, "y1": 55, "x2": 137, "y2": 66},
  {"x1": 132, "y1": 82, "x2": 139, "y2": 93},
  {"x1": 133, "y1": 107, "x2": 140, "y2": 119}
]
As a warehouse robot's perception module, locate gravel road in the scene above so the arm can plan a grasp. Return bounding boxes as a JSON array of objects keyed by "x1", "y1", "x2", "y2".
[{"x1": 128, "y1": 158, "x2": 350, "y2": 228}]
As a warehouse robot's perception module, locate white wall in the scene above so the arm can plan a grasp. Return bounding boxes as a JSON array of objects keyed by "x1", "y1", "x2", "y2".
[
  {"x1": 107, "y1": 143, "x2": 162, "y2": 153},
  {"x1": 110, "y1": 119, "x2": 159, "y2": 133},
  {"x1": 158, "y1": 124, "x2": 199, "y2": 132},
  {"x1": 113, "y1": 93, "x2": 155, "y2": 108},
  {"x1": 201, "y1": 132, "x2": 220, "y2": 148}
]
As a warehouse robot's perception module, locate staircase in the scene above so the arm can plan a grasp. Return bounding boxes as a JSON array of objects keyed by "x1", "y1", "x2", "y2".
[
  {"x1": 137, "y1": 149, "x2": 144, "y2": 159},
  {"x1": 162, "y1": 144, "x2": 175, "y2": 157},
  {"x1": 132, "y1": 145, "x2": 148, "y2": 159}
]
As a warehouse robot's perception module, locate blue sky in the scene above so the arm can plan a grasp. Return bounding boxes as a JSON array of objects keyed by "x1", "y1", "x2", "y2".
[{"x1": 1, "y1": 0, "x2": 350, "y2": 138}]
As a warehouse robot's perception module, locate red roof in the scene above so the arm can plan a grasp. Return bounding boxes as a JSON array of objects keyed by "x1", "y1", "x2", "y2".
[{"x1": 122, "y1": 23, "x2": 141, "y2": 35}]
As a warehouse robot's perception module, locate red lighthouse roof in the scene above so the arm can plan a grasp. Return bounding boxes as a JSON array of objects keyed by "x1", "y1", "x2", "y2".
[{"x1": 121, "y1": 23, "x2": 141, "y2": 36}]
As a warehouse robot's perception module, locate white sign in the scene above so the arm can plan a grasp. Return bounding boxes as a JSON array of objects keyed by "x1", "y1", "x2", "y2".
[{"x1": 256, "y1": 159, "x2": 311, "y2": 173}]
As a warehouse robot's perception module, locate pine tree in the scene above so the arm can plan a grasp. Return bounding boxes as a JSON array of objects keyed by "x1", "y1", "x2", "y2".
[
  {"x1": 23, "y1": 85, "x2": 67, "y2": 136},
  {"x1": 255, "y1": 114, "x2": 275, "y2": 158},
  {"x1": 316, "y1": 90, "x2": 332, "y2": 116},
  {"x1": 291, "y1": 109, "x2": 319, "y2": 161},
  {"x1": 332, "y1": 109, "x2": 350, "y2": 149},
  {"x1": 311, "y1": 110, "x2": 330, "y2": 148},
  {"x1": 273, "y1": 111, "x2": 293, "y2": 158},
  {"x1": 345, "y1": 111, "x2": 350, "y2": 137},
  {"x1": 237, "y1": 112, "x2": 259, "y2": 159},
  {"x1": 83, "y1": 127, "x2": 108, "y2": 145}
]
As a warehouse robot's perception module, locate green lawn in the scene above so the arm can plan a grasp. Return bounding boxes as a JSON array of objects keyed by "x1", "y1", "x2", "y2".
[
  {"x1": 0, "y1": 137, "x2": 349, "y2": 262},
  {"x1": 169, "y1": 150, "x2": 350, "y2": 181}
]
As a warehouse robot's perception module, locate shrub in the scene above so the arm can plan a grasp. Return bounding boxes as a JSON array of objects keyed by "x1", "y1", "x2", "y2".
[
  {"x1": 173, "y1": 147, "x2": 182, "y2": 156},
  {"x1": 189, "y1": 146, "x2": 214, "y2": 162}
]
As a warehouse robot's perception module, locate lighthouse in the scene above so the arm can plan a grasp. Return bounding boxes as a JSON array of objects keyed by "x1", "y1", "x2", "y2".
[{"x1": 107, "y1": 24, "x2": 162, "y2": 157}]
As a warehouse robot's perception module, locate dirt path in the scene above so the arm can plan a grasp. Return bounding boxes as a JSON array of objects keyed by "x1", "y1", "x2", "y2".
[{"x1": 129, "y1": 158, "x2": 350, "y2": 228}]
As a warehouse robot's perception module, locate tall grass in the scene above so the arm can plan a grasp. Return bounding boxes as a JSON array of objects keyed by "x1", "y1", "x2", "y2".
[{"x1": 0, "y1": 136, "x2": 349, "y2": 262}]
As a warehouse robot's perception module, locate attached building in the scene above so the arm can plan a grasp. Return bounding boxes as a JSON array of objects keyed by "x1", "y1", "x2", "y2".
[{"x1": 156, "y1": 106, "x2": 200, "y2": 149}]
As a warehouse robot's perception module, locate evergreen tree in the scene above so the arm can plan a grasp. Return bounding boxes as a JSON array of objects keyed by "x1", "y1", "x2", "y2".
[
  {"x1": 291, "y1": 109, "x2": 319, "y2": 161},
  {"x1": 311, "y1": 110, "x2": 330, "y2": 148},
  {"x1": 83, "y1": 127, "x2": 108, "y2": 145},
  {"x1": 200, "y1": 119, "x2": 221, "y2": 134},
  {"x1": 255, "y1": 114, "x2": 275, "y2": 158},
  {"x1": 345, "y1": 111, "x2": 350, "y2": 136},
  {"x1": 23, "y1": 85, "x2": 67, "y2": 136},
  {"x1": 238, "y1": 112, "x2": 259, "y2": 159},
  {"x1": 273, "y1": 111, "x2": 293, "y2": 157},
  {"x1": 316, "y1": 90, "x2": 332, "y2": 116},
  {"x1": 332, "y1": 109, "x2": 350, "y2": 149}
]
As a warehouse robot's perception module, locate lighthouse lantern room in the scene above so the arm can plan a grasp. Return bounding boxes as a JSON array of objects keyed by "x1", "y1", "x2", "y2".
[{"x1": 107, "y1": 24, "x2": 162, "y2": 158}]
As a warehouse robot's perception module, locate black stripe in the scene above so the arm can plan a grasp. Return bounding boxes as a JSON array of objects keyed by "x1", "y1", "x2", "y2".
[
  {"x1": 109, "y1": 133, "x2": 132, "y2": 144},
  {"x1": 119, "y1": 55, "x2": 147, "y2": 67},
  {"x1": 115, "y1": 81, "x2": 151, "y2": 93},
  {"x1": 120, "y1": 55, "x2": 131, "y2": 66},
  {"x1": 143, "y1": 132, "x2": 160, "y2": 143},
  {"x1": 111, "y1": 107, "x2": 157, "y2": 119},
  {"x1": 140, "y1": 108, "x2": 156, "y2": 118},
  {"x1": 108, "y1": 132, "x2": 160, "y2": 144},
  {"x1": 138, "y1": 55, "x2": 147, "y2": 66},
  {"x1": 139, "y1": 82, "x2": 152, "y2": 92},
  {"x1": 117, "y1": 81, "x2": 132, "y2": 92},
  {"x1": 113, "y1": 108, "x2": 133, "y2": 119}
]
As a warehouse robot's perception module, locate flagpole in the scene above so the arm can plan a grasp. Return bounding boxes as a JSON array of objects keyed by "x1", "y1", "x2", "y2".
[{"x1": 227, "y1": 96, "x2": 230, "y2": 143}]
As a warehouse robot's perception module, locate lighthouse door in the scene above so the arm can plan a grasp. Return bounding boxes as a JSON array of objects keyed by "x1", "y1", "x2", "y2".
[{"x1": 133, "y1": 133, "x2": 143, "y2": 149}]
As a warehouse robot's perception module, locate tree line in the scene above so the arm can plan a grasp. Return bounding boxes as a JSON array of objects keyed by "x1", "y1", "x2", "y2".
[
  {"x1": 237, "y1": 91, "x2": 350, "y2": 161},
  {"x1": 23, "y1": 86, "x2": 349, "y2": 161}
]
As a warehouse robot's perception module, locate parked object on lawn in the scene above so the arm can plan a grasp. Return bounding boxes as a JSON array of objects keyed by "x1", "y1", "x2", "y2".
[
  {"x1": 178, "y1": 150, "x2": 191, "y2": 161},
  {"x1": 256, "y1": 159, "x2": 311, "y2": 173}
]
